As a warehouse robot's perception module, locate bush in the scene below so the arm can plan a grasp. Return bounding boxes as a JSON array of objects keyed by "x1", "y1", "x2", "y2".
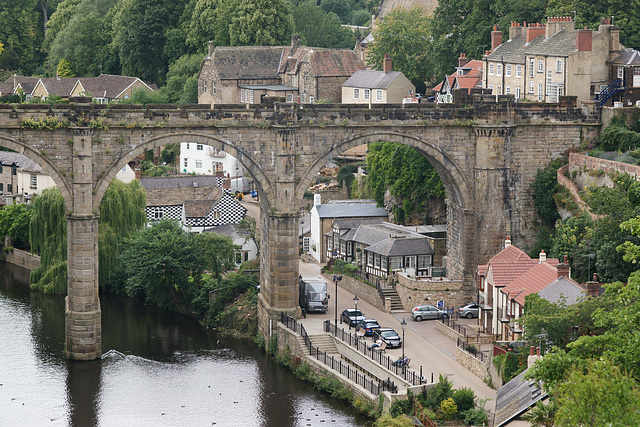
[
  {"x1": 599, "y1": 116, "x2": 640, "y2": 151},
  {"x1": 440, "y1": 397, "x2": 457, "y2": 420},
  {"x1": 452, "y1": 387, "x2": 475, "y2": 413},
  {"x1": 420, "y1": 374, "x2": 453, "y2": 410}
]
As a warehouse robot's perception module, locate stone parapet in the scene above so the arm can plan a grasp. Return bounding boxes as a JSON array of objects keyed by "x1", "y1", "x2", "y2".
[
  {"x1": 455, "y1": 347, "x2": 490, "y2": 381},
  {"x1": 4, "y1": 247, "x2": 41, "y2": 270},
  {"x1": 322, "y1": 273, "x2": 385, "y2": 312},
  {"x1": 569, "y1": 152, "x2": 640, "y2": 180},
  {"x1": 395, "y1": 273, "x2": 472, "y2": 312}
]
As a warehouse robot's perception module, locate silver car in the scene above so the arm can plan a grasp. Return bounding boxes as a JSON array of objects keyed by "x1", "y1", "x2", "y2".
[
  {"x1": 458, "y1": 302, "x2": 480, "y2": 318},
  {"x1": 410, "y1": 304, "x2": 448, "y2": 321}
]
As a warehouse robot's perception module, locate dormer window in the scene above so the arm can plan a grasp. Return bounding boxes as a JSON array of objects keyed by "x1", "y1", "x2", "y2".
[{"x1": 457, "y1": 69, "x2": 463, "y2": 75}]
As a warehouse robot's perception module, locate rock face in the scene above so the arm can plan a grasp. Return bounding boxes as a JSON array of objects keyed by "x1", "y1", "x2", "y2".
[
  {"x1": 384, "y1": 189, "x2": 446, "y2": 225},
  {"x1": 379, "y1": 0, "x2": 439, "y2": 18}
]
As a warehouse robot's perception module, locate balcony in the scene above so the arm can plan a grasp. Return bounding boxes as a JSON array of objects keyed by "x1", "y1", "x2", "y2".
[{"x1": 207, "y1": 148, "x2": 226, "y2": 158}]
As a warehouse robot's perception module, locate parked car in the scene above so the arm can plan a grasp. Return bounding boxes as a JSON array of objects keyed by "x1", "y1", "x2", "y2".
[
  {"x1": 356, "y1": 319, "x2": 381, "y2": 336},
  {"x1": 341, "y1": 308, "x2": 365, "y2": 327},
  {"x1": 372, "y1": 328, "x2": 402, "y2": 348},
  {"x1": 410, "y1": 304, "x2": 448, "y2": 321},
  {"x1": 458, "y1": 302, "x2": 480, "y2": 318}
]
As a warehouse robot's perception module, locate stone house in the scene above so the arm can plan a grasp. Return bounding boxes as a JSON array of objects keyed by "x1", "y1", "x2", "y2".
[
  {"x1": 141, "y1": 176, "x2": 246, "y2": 232},
  {"x1": 2, "y1": 76, "x2": 39, "y2": 100},
  {"x1": 309, "y1": 194, "x2": 388, "y2": 263},
  {"x1": 327, "y1": 220, "x2": 437, "y2": 280},
  {"x1": 31, "y1": 77, "x2": 78, "y2": 100},
  {"x1": 433, "y1": 54, "x2": 483, "y2": 103},
  {"x1": 484, "y1": 17, "x2": 623, "y2": 105},
  {"x1": 0, "y1": 152, "x2": 56, "y2": 204},
  {"x1": 341, "y1": 55, "x2": 415, "y2": 104},
  {"x1": 609, "y1": 48, "x2": 640, "y2": 106},
  {"x1": 198, "y1": 35, "x2": 366, "y2": 106}
]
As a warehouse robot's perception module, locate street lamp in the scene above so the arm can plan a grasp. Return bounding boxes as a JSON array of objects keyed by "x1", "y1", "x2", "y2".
[
  {"x1": 352, "y1": 296, "x2": 359, "y2": 330},
  {"x1": 333, "y1": 275, "x2": 342, "y2": 326},
  {"x1": 401, "y1": 318, "x2": 407, "y2": 360}
]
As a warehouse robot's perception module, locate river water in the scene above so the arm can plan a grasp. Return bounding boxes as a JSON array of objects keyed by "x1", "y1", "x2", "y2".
[{"x1": 0, "y1": 262, "x2": 367, "y2": 426}]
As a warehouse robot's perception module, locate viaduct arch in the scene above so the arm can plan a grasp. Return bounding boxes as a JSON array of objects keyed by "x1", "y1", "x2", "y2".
[{"x1": 0, "y1": 100, "x2": 597, "y2": 359}]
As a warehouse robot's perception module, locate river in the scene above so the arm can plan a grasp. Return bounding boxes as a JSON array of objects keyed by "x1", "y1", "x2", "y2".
[{"x1": 0, "y1": 262, "x2": 367, "y2": 426}]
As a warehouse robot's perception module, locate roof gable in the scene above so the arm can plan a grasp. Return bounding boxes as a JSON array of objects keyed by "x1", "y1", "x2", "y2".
[{"x1": 502, "y1": 262, "x2": 559, "y2": 306}]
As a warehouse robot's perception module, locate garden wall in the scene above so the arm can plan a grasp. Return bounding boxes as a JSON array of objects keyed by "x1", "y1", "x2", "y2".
[
  {"x1": 455, "y1": 347, "x2": 489, "y2": 381},
  {"x1": 395, "y1": 273, "x2": 470, "y2": 311},
  {"x1": 322, "y1": 273, "x2": 386, "y2": 312}
]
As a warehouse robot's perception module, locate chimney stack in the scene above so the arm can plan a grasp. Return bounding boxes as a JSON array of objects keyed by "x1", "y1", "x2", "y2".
[
  {"x1": 586, "y1": 273, "x2": 600, "y2": 296},
  {"x1": 504, "y1": 236, "x2": 512, "y2": 248},
  {"x1": 383, "y1": 54, "x2": 392, "y2": 74},
  {"x1": 576, "y1": 29, "x2": 593, "y2": 51},
  {"x1": 557, "y1": 254, "x2": 571, "y2": 278},
  {"x1": 491, "y1": 25, "x2": 502, "y2": 52},
  {"x1": 291, "y1": 34, "x2": 301, "y2": 53},
  {"x1": 134, "y1": 168, "x2": 141, "y2": 181},
  {"x1": 528, "y1": 346, "x2": 542, "y2": 368},
  {"x1": 526, "y1": 23, "x2": 546, "y2": 43},
  {"x1": 208, "y1": 41, "x2": 215, "y2": 57},
  {"x1": 539, "y1": 250, "x2": 546, "y2": 263},
  {"x1": 458, "y1": 53, "x2": 470, "y2": 68}
]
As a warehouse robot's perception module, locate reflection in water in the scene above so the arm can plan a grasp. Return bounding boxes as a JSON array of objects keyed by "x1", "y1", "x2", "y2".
[{"x1": 0, "y1": 262, "x2": 366, "y2": 426}]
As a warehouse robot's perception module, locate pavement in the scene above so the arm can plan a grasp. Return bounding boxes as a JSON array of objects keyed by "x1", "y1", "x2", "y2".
[{"x1": 298, "y1": 259, "x2": 497, "y2": 405}]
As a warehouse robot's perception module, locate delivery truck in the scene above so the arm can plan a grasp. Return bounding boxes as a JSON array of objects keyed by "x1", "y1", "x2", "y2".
[{"x1": 299, "y1": 275, "x2": 328, "y2": 313}]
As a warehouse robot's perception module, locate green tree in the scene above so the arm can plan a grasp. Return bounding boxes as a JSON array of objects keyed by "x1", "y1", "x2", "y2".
[
  {"x1": 236, "y1": 217, "x2": 259, "y2": 254},
  {"x1": 0, "y1": 0, "x2": 41, "y2": 73},
  {"x1": 367, "y1": 8, "x2": 432, "y2": 92},
  {"x1": 98, "y1": 179, "x2": 146, "y2": 293},
  {"x1": 228, "y1": 0, "x2": 294, "y2": 46},
  {"x1": 43, "y1": 0, "x2": 81, "y2": 50},
  {"x1": 531, "y1": 157, "x2": 565, "y2": 227},
  {"x1": 56, "y1": 58, "x2": 74, "y2": 77},
  {"x1": 121, "y1": 220, "x2": 199, "y2": 309},
  {"x1": 186, "y1": 0, "x2": 233, "y2": 50},
  {"x1": 0, "y1": 203, "x2": 34, "y2": 248},
  {"x1": 293, "y1": 2, "x2": 354, "y2": 48},
  {"x1": 29, "y1": 188, "x2": 67, "y2": 294},
  {"x1": 161, "y1": 53, "x2": 202, "y2": 103},
  {"x1": 521, "y1": 400, "x2": 557, "y2": 427},
  {"x1": 193, "y1": 232, "x2": 238, "y2": 280}
]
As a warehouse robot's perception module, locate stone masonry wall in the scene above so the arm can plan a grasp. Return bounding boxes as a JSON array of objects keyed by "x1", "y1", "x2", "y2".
[
  {"x1": 455, "y1": 347, "x2": 490, "y2": 381},
  {"x1": 395, "y1": 273, "x2": 470, "y2": 312},
  {"x1": 569, "y1": 152, "x2": 640, "y2": 181},
  {"x1": 5, "y1": 248, "x2": 41, "y2": 270},
  {"x1": 323, "y1": 273, "x2": 386, "y2": 312}
]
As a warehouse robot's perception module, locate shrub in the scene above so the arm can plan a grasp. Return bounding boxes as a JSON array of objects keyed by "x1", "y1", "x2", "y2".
[
  {"x1": 452, "y1": 387, "x2": 475, "y2": 413},
  {"x1": 440, "y1": 397, "x2": 457, "y2": 420}
]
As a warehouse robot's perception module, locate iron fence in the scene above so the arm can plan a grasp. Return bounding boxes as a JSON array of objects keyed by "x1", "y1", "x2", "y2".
[
  {"x1": 280, "y1": 314, "x2": 397, "y2": 395},
  {"x1": 457, "y1": 337, "x2": 490, "y2": 363},
  {"x1": 323, "y1": 320, "x2": 432, "y2": 387}
]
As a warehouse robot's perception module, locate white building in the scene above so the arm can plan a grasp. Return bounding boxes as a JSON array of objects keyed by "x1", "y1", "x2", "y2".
[
  {"x1": 208, "y1": 224, "x2": 258, "y2": 266},
  {"x1": 180, "y1": 142, "x2": 244, "y2": 178}
]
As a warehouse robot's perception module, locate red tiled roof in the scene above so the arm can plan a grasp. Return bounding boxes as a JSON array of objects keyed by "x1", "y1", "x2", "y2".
[
  {"x1": 433, "y1": 76, "x2": 454, "y2": 94},
  {"x1": 477, "y1": 264, "x2": 488, "y2": 276},
  {"x1": 490, "y1": 244, "x2": 531, "y2": 261},
  {"x1": 502, "y1": 262, "x2": 559, "y2": 306},
  {"x1": 487, "y1": 258, "x2": 538, "y2": 287},
  {"x1": 456, "y1": 76, "x2": 482, "y2": 90}
]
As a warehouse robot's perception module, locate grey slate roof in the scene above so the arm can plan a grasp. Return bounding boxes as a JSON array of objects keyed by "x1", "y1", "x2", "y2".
[
  {"x1": 494, "y1": 369, "x2": 548, "y2": 427},
  {"x1": 486, "y1": 34, "x2": 530, "y2": 64},
  {"x1": 316, "y1": 201, "x2": 388, "y2": 219},
  {"x1": 351, "y1": 222, "x2": 424, "y2": 246},
  {"x1": 342, "y1": 70, "x2": 405, "y2": 89},
  {"x1": 206, "y1": 223, "x2": 242, "y2": 240},
  {"x1": 238, "y1": 84, "x2": 298, "y2": 91},
  {"x1": 487, "y1": 29, "x2": 578, "y2": 64},
  {"x1": 611, "y1": 48, "x2": 640, "y2": 66},
  {"x1": 365, "y1": 237, "x2": 434, "y2": 257},
  {"x1": 211, "y1": 46, "x2": 284, "y2": 80},
  {"x1": 0, "y1": 151, "x2": 42, "y2": 172},
  {"x1": 538, "y1": 276, "x2": 585, "y2": 306}
]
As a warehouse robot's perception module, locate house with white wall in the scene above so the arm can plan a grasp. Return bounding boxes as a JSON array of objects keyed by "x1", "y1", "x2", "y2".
[
  {"x1": 208, "y1": 224, "x2": 258, "y2": 266},
  {"x1": 180, "y1": 142, "x2": 245, "y2": 178}
]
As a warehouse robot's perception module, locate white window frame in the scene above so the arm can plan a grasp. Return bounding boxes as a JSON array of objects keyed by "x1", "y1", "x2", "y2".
[
  {"x1": 529, "y1": 58, "x2": 535, "y2": 77},
  {"x1": 556, "y1": 59, "x2": 563, "y2": 73},
  {"x1": 516, "y1": 65, "x2": 522, "y2": 78},
  {"x1": 374, "y1": 254, "x2": 380, "y2": 268},
  {"x1": 195, "y1": 160, "x2": 203, "y2": 169},
  {"x1": 240, "y1": 89, "x2": 245, "y2": 103},
  {"x1": 529, "y1": 81, "x2": 534, "y2": 94},
  {"x1": 537, "y1": 59, "x2": 544, "y2": 73},
  {"x1": 390, "y1": 256, "x2": 402, "y2": 270},
  {"x1": 618, "y1": 67, "x2": 624, "y2": 79},
  {"x1": 634, "y1": 68, "x2": 640, "y2": 87},
  {"x1": 497, "y1": 64, "x2": 503, "y2": 76},
  {"x1": 505, "y1": 86, "x2": 511, "y2": 94},
  {"x1": 376, "y1": 89, "x2": 383, "y2": 101},
  {"x1": 404, "y1": 256, "x2": 416, "y2": 269},
  {"x1": 489, "y1": 63, "x2": 494, "y2": 75},
  {"x1": 309, "y1": 96, "x2": 314, "y2": 103},
  {"x1": 505, "y1": 64, "x2": 512, "y2": 77},
  {"x1": 249, "y1": 90, "x2": 254, "y2": 104},
  {"x1": 353, "y1": 88, "x2": 360, "y2": 99},
  {"x1": 537, "y1": 83, "x2": 543, "y2": 101},
  {"x1": 418, "y1": 255, "x2": 431, "y2": 268},
  {"x1": 516, "y1": 87, "x2": 521, "y2": 99},
  {"x1": 203, "y1": 81, "x2": 207, "y2": 92},
  {"x1": 196, "y1": 144, "x2": 203, "y2": 151},
  {"x1": 364, "y1": 89, "x2": 370, "y2": 100},
  {"x1": 183, "y1": 158, "x2": 188, "y2": 168},
  {"x1": 367, "y1": 252, "x2": 373, "y2": 266},
  {"x1": 153, "y1": 207, "x2": 163, "y2": 220},
  {"x1": 381, "y1": 256, "x2": 388, "y2": 271},
  {"x1": 286, "y1": 94, "x2": 293, "y2": 103},
  {"x1": 30, "y1": 174, "x2": 37, "y2": 188}
]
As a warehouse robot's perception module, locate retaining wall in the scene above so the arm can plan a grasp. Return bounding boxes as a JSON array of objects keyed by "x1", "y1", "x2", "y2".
[
  {"x1": 395, "y1": 273, "x2": 470, "y2": 311},
  {"x1": 322, "y1": 274, "x2": 386, "y2": 312},
  {"x1": 4, "y1": 248, "x2": 40, "y2": 271},
  {"x1": 455, "y1": 347, "x2": 490, "y2": 381},
  {"x1": 569, "y1": 152, "x2": 640, "y2": 180}
]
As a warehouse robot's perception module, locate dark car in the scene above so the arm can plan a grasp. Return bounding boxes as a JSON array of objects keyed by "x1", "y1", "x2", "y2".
[
  {"x1": 372, "y1": 328, "x2": 402, "y2": 348},
  {"x1": 411, "y1": 304, "x2": 448, "y2": 321},
  {"x1": 341, "y1": 308, "x2": 365, "y2": 327},
  {"x1": 458, "y1": 302, "x2": 480, "y2": 318},
  {"x1": 356, "y1": 319, "x2": 381, "y2": 336}
]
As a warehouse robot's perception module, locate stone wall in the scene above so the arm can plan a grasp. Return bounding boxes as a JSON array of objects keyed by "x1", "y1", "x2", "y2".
[
  {"x1": 395, "y1": 272, "x2": 471, "y2": 312},
  {"x1": 323, "y1": 273, "x2": 386, "y2": 312},
  {"x1": 569, "y1": 152, "x2": 640, "y2": 181},
  {"x1": 557, "y1": 165, "x2": 601, "y2": 221},
  {"x1": 4, "y1": 248, "x2": 41, "y2": 270},
  {"x1": 455, "y1": 347, "x2": 490, "y2": 381}
]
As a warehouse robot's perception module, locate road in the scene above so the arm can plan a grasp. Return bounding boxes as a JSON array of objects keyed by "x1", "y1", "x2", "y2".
[{"x1": 298, "y1": 260, "x2": 497, "y2": 405}]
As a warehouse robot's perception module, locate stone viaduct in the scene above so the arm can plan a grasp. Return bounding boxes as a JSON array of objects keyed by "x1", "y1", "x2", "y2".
[{"x1": 0, "y1": 96, "x2": 599, "y2": 360}]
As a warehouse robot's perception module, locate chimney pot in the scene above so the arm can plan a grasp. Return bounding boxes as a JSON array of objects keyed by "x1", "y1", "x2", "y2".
[
  {"x1": 539, "y1": 249, "x2": 546, "y2": 263},
  {"x1": 530, "y1": 346, "x2": 535, "y2": 356},
  {"x1": 537, "y1": 347, "x2": 541, "y2": 356},
  {"x1": 383, "y1": 54, "x2": 393, "y2": 74}
]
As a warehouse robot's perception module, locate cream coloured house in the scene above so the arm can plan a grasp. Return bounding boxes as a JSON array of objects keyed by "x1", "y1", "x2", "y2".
[{"x1": 342, "y1": 55, "x2": 415, "y2": 104}]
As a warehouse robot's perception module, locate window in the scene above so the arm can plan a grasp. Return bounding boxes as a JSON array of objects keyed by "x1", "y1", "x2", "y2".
[
  {"x1": 537, "y1": 59, "x2": 543, "y2": 73},
  {"x1": 240, "y1": 89, "x2": 245, "y2": 103},
  {"x1": 376, "y1": 89, "x2": 383, "y2": 101},
  {"x1": 516, "y1": 87, "x2": 521, "y2": 99},
  {"x1": 327, "y1": 236, "x2": 333, "y2": 252},
  {"x1": 0, "y1": 183, "x2": 3, "y2": 191},
  {"x1": 11, "y1": 166, "x2": 16, "y2": 176},
  {"x1": 203, "y1": 81, "x2": 207, "y2": 92},
  {"x1": 183, "y1": 158, "x2": 188, "y2": 168},
  {"x1": 196, "y1": 144, "x2": 203, "y2": 151},
  {"x1": 213, "y1": 162, "x2": 223, "y2": 172},
  {"x1": 489, "y1": 63, "x2": 494, "y2": 75},
  {"x1": 339, "y1": 240, "x2": 346, "y2": 254},
  {"x1": 529, "y1": 81, "x2": 534, "y2": 93},
  {"x1": 556, "y1": 59, "x2": 563, "y2": 73},
  {"x1": 634, "y1": 68, "x2": 640, "y2": 87},
  {"x1": 195, "y1": 160, "x2": 202, "y2": 168},
  {"x1": 367, "y1": 252, "x2": 373, "y2": 266},
  {"x1": 381, "y1": 256, "x2": 388, "y2": 271},
  {"x1": 516, "y1": 65, "x2": 522, "y2": 78},
  {"x1": 347, "y1": 241, "x2": 352, "y2": 256},
  {"x1": 249, "y1": 90, "x2": 254, "y2": 104},
  {"x1": 457, "y1": 69, "x2": 463, "y2": 75},
  {"x1": 488, "y1": 84, "x2": 494, "y2": 93},
  {"x1": 353, "y1": 88, "x2": 360, "y2": 99},
  {"x1": 496, "y1": 64, "x2": 502, "y2": 76},
  {"x1": 303, "y1": 237, "x2": 310, "y2": 252},
  {"x1": 30, "y1": 174, "x2": 37, "y2": 188},
  {"x1": 364, "y1": 89, "x2": 370, "y2": 100},
  {"x1": 390, "y1": 257, "x2": 402, "y2": 270},
  {"x1": 505, "y1": 86, "x2": 511, "y2": 94},
  {"x1": 309, "y1": 96, "x2": 314, "y2": 103},
  {"x1": 529, "y1": 58, "x2": 535, "y2": 77},
  {"x1": 286, "y1": 94, "x2": 293, "y2": 102},
  {"x1": 497, "y1": 85, "x2": 502, "y2": 95},
  {"x1": 418, "y1": 255, "x2": 431, "y2": 268},
  {"x1": 618, "y1": 67, "x2": 624, "y2": 79},
  {"x1": 404, "y1": 256, "x2": 416, "y2": 269},
  {"x1": 186, "y1": 143, "x2": 190, "y2": 150},
  {"x1": 304, "y1": 72, "x2": 309, "y2": 84},
  {"x1": 153, "y1": 207, "x2": 163, "y2": 220},
  {"x1": 505, "y1": 64, "x2": 512, "y2": 77},
  {"x1": 212, "y1": 82, "x2": 216, "y2": 94},
  {"x1": 537, "y1": 83, "x2": 543, "y2": 101},
  {"x1": 235, "y1": 252, "x2": 242, "y2": 264},
  {"x1": 374, "y1": 254, "x2": 380, "y2": 268},
  {"x1": 213, "y1": 211, "x2": 221, "y2": 219}
]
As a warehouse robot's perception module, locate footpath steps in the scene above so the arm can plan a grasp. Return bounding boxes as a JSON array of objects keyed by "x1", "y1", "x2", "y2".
[
  {"x1": 380, "y1": 287, "x2": 404, "y2": 312},
  {"x1": 309, "y1": 334, "x2": 339, "y2": 354}
]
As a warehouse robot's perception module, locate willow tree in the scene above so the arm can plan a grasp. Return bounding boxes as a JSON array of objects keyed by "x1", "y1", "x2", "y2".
[
  {"x1": 98, "y1": 179, "x2": 146, "y2": 293},
  {"x1": 30, "y1": 188, "x2": 67, "y2": 294}
]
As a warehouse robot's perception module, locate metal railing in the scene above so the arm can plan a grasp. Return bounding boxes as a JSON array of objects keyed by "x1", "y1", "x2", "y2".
[
  {"x1": 457, "y1": 337, "x2": 490, "y2": 363},
  {"x1": 323, "y1": 320, "x2": 433, "y2": 387},
  {"x1": 280, "y1": 314, "x2": 398, "y2": 395},
  {"x1": 441, "y1": 316, "x2": 470, "y2": 338}
]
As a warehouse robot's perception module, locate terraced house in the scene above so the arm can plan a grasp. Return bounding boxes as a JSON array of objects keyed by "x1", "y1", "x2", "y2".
[{"x1": 484, "y1": 17, "x2": 623, "y2": 105}]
